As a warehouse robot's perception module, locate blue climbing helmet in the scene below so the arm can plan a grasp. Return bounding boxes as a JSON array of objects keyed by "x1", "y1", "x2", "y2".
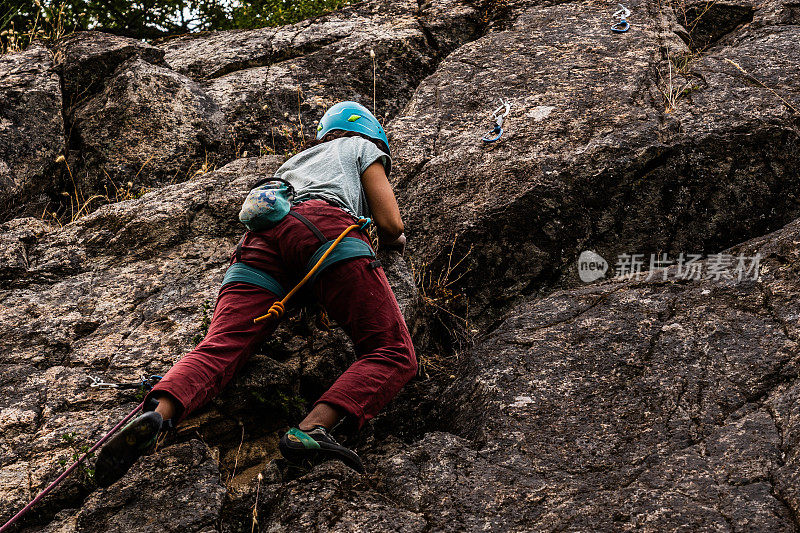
[{"x1": 316, "y1": 101, "x2": 390, "y2": 156}]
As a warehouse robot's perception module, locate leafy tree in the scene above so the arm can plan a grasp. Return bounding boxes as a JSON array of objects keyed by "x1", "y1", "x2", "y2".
[
  {"x1": 192, "y1": 0, "x2": 355, "y2": 31},
  {"x1": 1, "y1": 0, "x2": 355, "y2": 52}
]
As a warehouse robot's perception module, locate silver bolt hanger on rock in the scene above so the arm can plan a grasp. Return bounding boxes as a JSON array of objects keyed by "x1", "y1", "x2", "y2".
[
  {"x1": 482, "y1": 98, "x2": 512, "y2": 143},
  {"x1": 612, "y1": 4, "x2": 631, "y2": 33}
]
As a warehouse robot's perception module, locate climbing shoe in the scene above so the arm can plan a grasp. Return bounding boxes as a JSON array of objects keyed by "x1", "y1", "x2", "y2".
[
  {"x1": 94, "y1": 411, "x2": 163, "y2": 488},
  {"x1": 279, "y1": 426, "x2": 365, "y2": 474}
]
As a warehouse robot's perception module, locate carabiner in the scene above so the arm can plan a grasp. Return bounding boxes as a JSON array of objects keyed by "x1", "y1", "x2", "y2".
[
  {"x1": 611, "y1": 4, "x2": 631, "y2": 33},
  {"x1": 482, "y1": 98, "x2": 512, "y2": 143},
  {"x1": 482, "y1": 125, "x2": 503, "y2": 143},
  {"x1": 88, "y1": 374, "x2": 162, "y2": 390},
  {"x1": 88, "y1": 375, "x2": 120, "y2": 389},
  {"x1": 612, "y1": 4, "x2": 631, "y2": 19},
  {"x1": 611, "y1": 19, "x2": 630, "y2": 32}
]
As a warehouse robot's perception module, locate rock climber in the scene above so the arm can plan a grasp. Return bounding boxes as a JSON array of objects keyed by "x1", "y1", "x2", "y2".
[{"x1": 94, "y1": 101, "x2": 417, "y2": 487}]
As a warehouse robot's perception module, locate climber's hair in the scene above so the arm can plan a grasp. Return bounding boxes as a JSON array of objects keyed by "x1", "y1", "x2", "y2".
[{"x1": 312, "y1": 129, "x2": 390, "y2": 155}]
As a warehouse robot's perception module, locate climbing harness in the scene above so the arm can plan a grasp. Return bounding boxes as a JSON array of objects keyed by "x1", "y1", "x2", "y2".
[
  {"x1": 0, "y1": 375, "x2": 162, "y2": 532},
  {"x1": 223, "y1": 210, "x2": 376, "y2": 307},
  {"x1": 611, "y1": 4, "x2": 631, "y2": 33},
  {"x1": 251, "y1": 215, "x2": 374, "y2": 323},
  {"x1": 88, "y1": 374, "x2": 162, "y2": 390},
  {"x1": 221, "y1": 212, "x2": 375, "y2": 324},
  {"x1": 481, "y1": 98, "x2": 512, "y2": 143}
]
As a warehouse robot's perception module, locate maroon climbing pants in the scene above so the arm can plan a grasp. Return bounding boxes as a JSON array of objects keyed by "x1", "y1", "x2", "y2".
[{"x1": 145, "y1": 200, "x2": 417, "y2": 429}]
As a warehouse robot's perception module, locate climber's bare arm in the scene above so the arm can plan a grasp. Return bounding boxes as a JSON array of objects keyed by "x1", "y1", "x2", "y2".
[{"x1": 361, "y1": 161, "x2": 405, "y2": 247}]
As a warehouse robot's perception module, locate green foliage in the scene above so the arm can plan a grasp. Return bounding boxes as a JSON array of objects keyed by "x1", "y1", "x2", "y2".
[
  {"x1": 59, "y1": 432, "x2": 95, "y2": 480},
  {"x1": 1, "y1": 0, "x2": 356, "y2": 53},
  {"x1": 194, "y1": 0, "x2": 355, "y2": 31}
]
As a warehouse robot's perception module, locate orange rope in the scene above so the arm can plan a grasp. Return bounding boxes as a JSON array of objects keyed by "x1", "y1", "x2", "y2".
[{"x1": 253, "y1": 221, "x2": 365, "y2": 323}]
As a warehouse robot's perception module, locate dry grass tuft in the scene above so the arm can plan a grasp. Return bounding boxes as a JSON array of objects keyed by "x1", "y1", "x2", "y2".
[
  {"x1": 724, "y1": 58, "x2": 799, "y2": 115},
  {"x1": 42, "y1": 151, "x2": 215, "y2": 227},
  {"x1": 413, "y1": 237, "x2": 473, "y2": 311},
  {"x1": 409, "y1": 235, "x2": 476, "y2": 379},
  {"x1": 672, "y1": 0, "x2": 719, "y2": 48},
  {"x1": 226, "y1": 423, "x2": 246, "y2": 487},
  {"x1": 1, "y1": 0, "x2": 73, "y2": 55},
  {"x1": 251, "y1": 472, "x2": 262, "y2": 533},
  {"x1": 658, "y1": 54, "x2": 697, "y2": 114}
]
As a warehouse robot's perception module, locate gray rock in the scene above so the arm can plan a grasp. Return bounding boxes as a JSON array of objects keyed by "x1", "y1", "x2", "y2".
[
  {"x1": 158, "y1": 0, "x2": 481, "y2": 81},
  {"x1": 674, "y1": 0, "x2": 798, "y2": 40},
  {"x1": 186, "y1": 0, "x2": 482, "y2": 158},
  {"x1": 389, "y1": 0, "x2": 800, "y2": 323},
  {"x1": 246, "y1": 216, "x2": 800, "y2": 532},
  {"x1": 675, "y1": 25, "x2": 800, "y2": 131},
  {"x1": 0, "y1": 44, "x2": 65, "y2": 221},
  {"x1": 35, "y1": 440, "x2": 226, "y2": 533},
  {"x1": 48, "y1": 31, "x2": 228, "y2": 211},
  {"x1": 68, "y1": 56, "x2": 226, "y2": 197},
  {"x1": 14, "y1": 0, "x2": 483, "y2": 222},
  {"x1": 255, "y1": 460, "x2": 428, "y2": 532},
  {"x1": 52, "y1": 31, "x2": 166, "y2": 108},
  {"x1": 2, "y1": 0, "x2": 800, "y2": 530}
]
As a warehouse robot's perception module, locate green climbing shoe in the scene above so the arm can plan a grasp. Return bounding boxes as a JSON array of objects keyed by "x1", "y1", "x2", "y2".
[
  {"x1": 279, "y1": 426, "x2": 364, "y2": 473},
  {"x1": 94, "y1": 411, "x2": 163, "y2": 488}
]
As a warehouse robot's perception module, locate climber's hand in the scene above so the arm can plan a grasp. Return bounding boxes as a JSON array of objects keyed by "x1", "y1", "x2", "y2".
[{"x1": 382, "y1": 233, "x2": 406, "y2": 254}]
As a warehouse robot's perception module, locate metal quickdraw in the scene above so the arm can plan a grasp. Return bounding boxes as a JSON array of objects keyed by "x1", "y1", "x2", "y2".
[
  {"x1": 88, "y1": 374, "x2": 163, "y2": 390},
  {"x1": 611, "y1": 4, "x2": 631, "y2": 33},
  {"x1": 1, "y1": 373, "x2": 164, "y2": 532},
  {"x1": 481, "y1": 98, "x2": 512, "y2": 143}
]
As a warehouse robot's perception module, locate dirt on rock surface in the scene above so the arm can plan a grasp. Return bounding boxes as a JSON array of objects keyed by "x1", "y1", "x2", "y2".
[{"x1": 1, "y1": 0, "x2": 799, "y2": 531}]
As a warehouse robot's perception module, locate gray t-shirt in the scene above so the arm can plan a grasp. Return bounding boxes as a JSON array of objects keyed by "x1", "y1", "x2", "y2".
[{"x1": 273, "y1": 136, "x2": 392, "y2": 219}]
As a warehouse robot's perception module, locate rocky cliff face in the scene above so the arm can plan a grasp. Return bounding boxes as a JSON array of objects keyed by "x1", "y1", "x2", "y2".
[{"x1": 1, "y1": 0, "x2": 799, "y2": 531}]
